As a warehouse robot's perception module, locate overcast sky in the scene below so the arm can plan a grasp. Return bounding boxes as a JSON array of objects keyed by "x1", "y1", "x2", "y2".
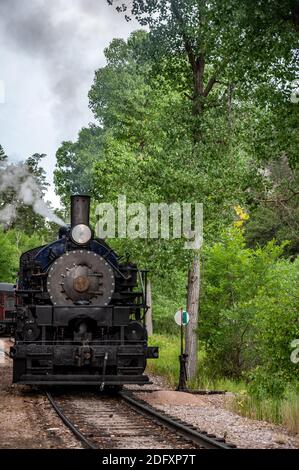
[{"x1": 0, "y1": 0, "x2": 140, "y2": 207}]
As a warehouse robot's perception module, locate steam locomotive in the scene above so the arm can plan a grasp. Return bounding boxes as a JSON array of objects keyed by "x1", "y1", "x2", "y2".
[{"x1": 10, "y1": 195, "x2": 158, "y2": 387}]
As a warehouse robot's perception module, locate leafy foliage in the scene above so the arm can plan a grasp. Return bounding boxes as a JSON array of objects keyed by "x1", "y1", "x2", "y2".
[
  {"x1": 199, "y1": 227, "x2": 298, "y2": 393},
  {"x1": 0, "y1": 228, "x2": 44, "y2": 282}
]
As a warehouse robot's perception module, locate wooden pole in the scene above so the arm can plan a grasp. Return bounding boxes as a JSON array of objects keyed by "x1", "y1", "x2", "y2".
[
  {"x1": 145, "y1": 279, "x2": 153, "y2": 336},
  {"x1": 185, "y1": 252, "x2": 200, "y2": 380}
]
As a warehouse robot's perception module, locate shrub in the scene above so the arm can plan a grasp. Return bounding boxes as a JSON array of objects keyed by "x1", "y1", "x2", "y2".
[
  {"x1": 199, "y1": 228, "x2": 287, "y2": 378},
  {"x1": 247, "y1": 368, "x2": 288, "y2": 400},
  {"x1": 251, "y1": 257, "x2": 299, "y2": 383}
]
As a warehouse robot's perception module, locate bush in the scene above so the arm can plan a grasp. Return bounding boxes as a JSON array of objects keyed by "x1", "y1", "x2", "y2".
[
  {"x1": 197, "y1": 226, "x2": 299, "y2": 416},
  {"x1": 251, "y1": 257, "x2": 299, "y2": 383},
  {"x1": 199, "y1": 228, "x2": 287, "y2": 378},
  {"x1": 247, "y1": 368, "x2": 288, "y2": 400}
]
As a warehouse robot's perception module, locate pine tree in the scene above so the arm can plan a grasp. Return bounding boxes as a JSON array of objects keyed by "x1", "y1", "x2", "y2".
[{"x1": 0, "y1": 144, "x2": 7, "y2": 162}]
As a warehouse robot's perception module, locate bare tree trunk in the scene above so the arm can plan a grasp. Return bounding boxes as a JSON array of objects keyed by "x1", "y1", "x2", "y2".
[
  {"x1": 145, "y1": 279, "x2": 153, "y2": 337},
  {"x1": 185, "y1": 253, "x2": 200, "y2": 380}
]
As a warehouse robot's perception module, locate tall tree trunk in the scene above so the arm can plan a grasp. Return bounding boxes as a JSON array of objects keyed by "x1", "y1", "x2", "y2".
[
  {"x1": 171, "y1": 0, "x2": 214, "y2": 382},
  {"x1": 145, "y1": 279, "x2": 153, "y2": 337},
  {"x1": 185, "y1": 253, "x2": 200, "y2": 380}
]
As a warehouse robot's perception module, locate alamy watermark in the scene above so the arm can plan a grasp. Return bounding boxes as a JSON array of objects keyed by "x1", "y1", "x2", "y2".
[
  {"x1": 290, "y1": 79, "x2": 299, "y2": 104},
  {"x1": 290, "y1": 339, "x2": 299, "y2": 364},
  {"x1": 95, "y1": 195, "x2": 203, "y2": 250}
]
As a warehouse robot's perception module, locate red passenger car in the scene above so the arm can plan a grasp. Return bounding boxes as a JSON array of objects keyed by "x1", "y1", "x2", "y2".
[{"x1": 0, "y1": 283, "x2": 16, "y2": 336}]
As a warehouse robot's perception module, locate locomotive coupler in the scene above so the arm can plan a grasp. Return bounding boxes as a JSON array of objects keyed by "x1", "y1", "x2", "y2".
[
  {"x1": 100, "y1": 351, "x2": 109, "y2": 391},
  {"x1": 74, "y1": 345, "x2": 94, "y2": 367}
]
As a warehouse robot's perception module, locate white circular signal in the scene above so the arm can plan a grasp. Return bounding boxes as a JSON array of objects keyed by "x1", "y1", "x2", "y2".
[{"x1": 174, "y1": 310, "x2": 189, "y2": 326}]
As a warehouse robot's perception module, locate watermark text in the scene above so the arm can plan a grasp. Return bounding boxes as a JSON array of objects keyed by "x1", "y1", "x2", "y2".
[{"x1": 95, "y1": 195, "x2": 203, "y2": 250}]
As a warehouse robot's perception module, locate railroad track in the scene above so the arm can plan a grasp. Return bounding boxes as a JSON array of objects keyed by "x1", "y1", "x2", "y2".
[
  {"x1": 119, "y1": 391, "x2": 235, "y2": 449},
  {"x1": 46, "y1": 390, "x2": 236, "y2": 449}
]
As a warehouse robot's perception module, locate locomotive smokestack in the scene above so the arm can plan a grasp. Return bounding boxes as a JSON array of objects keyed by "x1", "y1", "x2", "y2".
[{"x1": 71, "y1": 195, "x2": 90, "y2": 227}]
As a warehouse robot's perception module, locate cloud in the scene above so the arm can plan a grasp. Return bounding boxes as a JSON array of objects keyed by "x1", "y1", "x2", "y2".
[
  {"x1": 0, "y1": 0, "x2": 140, "y2": 207},
  {"x1": 0, "y1": 0, "x2": 138, "y2": 135}
]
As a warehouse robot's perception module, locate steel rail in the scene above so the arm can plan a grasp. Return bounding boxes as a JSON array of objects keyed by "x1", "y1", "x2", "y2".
[
  {"x1": 45, "y1": 392, "x2": 99, "y2": 449},
  {"x1": 46, "y1": 390, "x2": 236, "y2": 450},
  {"x1": 119, "y1": 391, "x2": 236, "y2": 449}
]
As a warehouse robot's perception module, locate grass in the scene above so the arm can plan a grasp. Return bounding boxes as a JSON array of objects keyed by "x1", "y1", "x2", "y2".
[
  {"x1": 281, "y1": 391, "x2": 299, "y2": 433},
  {"x1": 147, "y1": 334, "x2": 180, "y2": 387},
  {"x1": 147, "y1": 333, "x2": 245, "y2": 392},
  {"x1": 231, "y1": 390, "x2": 299, "y2": 433},
  {"x1": 147, "y1": 333, "x2": 299, "y2": 434},
  {"x1": 231, "y1": 394, "x2": 282, "y2": 423}
]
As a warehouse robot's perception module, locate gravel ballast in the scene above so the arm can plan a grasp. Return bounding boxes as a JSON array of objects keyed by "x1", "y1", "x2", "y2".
[{"x1": 128, "y1": 375, "x2": 299, "y2": 449}]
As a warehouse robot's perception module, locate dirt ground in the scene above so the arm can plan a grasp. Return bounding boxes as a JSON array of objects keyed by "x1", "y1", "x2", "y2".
[{"x1": 0, "y1": 339, "x2": 81, "y2": 449}]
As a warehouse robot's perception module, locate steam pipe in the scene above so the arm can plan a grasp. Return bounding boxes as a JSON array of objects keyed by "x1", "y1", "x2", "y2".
[{"x1": 70, "y1": 195, "x2": 90, "y2": 227}]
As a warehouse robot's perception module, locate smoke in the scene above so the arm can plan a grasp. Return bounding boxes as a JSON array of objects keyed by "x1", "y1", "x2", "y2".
[
  {"x1": 0, "y1": 162, "x2": 65, "y2": 227},
  {"x1": 0, "y1": 0, "x2": 92, "y2": 134},
  {"x1": 0, "y1": 0, "x2": 137, "y2": 136},
  {"x1": 0, "y1": 204, "x2": 17, "y2": 227}
]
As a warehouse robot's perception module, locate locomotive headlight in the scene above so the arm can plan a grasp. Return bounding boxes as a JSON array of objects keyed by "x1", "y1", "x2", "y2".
[{"x1": 71, "y1": 224, "x2": 92, "y2": 245}]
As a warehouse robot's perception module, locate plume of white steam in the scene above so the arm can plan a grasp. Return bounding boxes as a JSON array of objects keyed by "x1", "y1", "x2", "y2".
[
  {"x1": 0, "y1": 162, "x2": 65, "y2": 227},
  {"x1": 0, "y1": 203, "x2": 16, "y2": 226}
]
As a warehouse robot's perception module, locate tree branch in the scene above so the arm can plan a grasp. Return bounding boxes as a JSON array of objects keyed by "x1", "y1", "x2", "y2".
[
  {"x1": 184, "y1": 92, "x2": 194, "y2": 100},
  {"x1": 170, "y1": 0, "x2": 196, "y2": 73},
  {"x1": 260, "y1": 190, "x2": 299, "y2": 204},
  {"x1": 203, "y1": 75, "x2": 217, "y2": 97}
]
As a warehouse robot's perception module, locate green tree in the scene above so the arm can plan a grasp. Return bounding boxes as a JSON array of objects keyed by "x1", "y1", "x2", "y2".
[
  {"x1": 245, "y1": 156, "x2": 299, "y2": 256},
  {"x1": 53, "y1": 2, "x2": 299, "y2": 386},
  {"x1": 107, "y1": 0, "x2": 298, "y2": 378},
  {"x1": 0, "y1": 228, "x2": 46, "y2": 283},
  {"x1": 0, "y1": 229, "x2": 18, "y2": 282},
  {"x1": 199, "y1": 228, "x2": 288, "y2": 378},
  {"x1": 251, "y1": 258, "x2": 299, "y2": 388},
  {"x1": 0, "y1": 144, "x2": 7, "y2": 162},
  {"x1": 55, "y1": 126, "x2": 104, "y2": 208}
]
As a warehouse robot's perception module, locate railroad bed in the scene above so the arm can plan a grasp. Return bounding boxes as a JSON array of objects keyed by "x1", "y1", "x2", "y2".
[
  {"x1": 1, "y1": 339, "x2": 297, "y2": 449},
  {"x1": 2, "y1": 340, "x2": 235, "y2": 449},
  {"x1": 46, "y1": 390, "x2": 236, "y2": 449}
]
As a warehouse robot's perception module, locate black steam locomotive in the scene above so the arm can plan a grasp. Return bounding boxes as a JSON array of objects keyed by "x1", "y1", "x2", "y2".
[{"x1": 10, "y1": 195, "x2": 158, "y2": 387}]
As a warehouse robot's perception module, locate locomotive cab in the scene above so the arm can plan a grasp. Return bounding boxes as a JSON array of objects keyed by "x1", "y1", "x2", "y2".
[{"x1": 11, "y1": 195, "x2": 158, "y2": 386}]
